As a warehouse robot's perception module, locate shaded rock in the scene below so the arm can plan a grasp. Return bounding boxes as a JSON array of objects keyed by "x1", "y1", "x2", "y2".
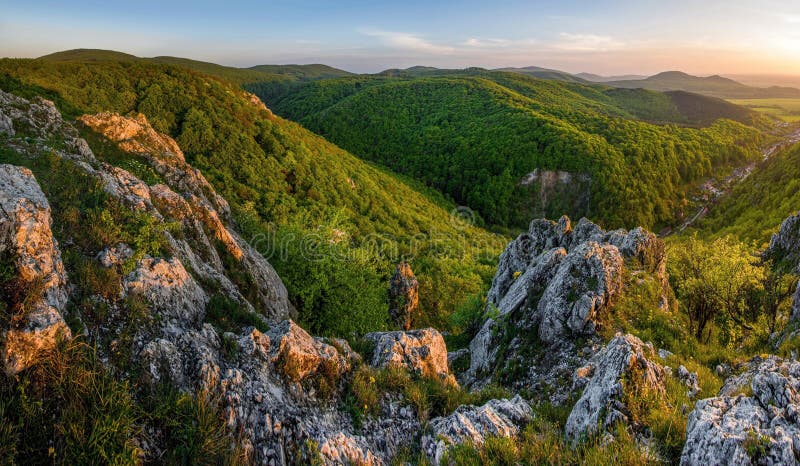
[
  {"x1": 422, "y1": 395, "x2": 533, "y2": 465},
  {"x1": 389, "y1": 262, "x2": 419, "y2": 330},
  {"x1": 365, "y1": 328, "x2": 454, "y2": 385},
  {"x1": 465, "y1": 216, "x2": 667, "y2": 397},
  {"x1": 565, "y1": 334, "x2": 667, "y2": 441},
  {"x1": 767, "y1": 211, "x2": 800, "y2": 323},
  {"x1": 96, "y1": 243, "x2": 134, "y2": 268},
  {"x1": 681, "y1": 356, "x2": 800, "y2": 466},
  {"x1": 677, "y1": 364, "x2": 701, "y2": 399},
  {"x1": 0, "y1": 164, "x2": 71, "y2": 374},
  {"x1": 267, "y1": 320, "x2": 353, "y2": 384}
]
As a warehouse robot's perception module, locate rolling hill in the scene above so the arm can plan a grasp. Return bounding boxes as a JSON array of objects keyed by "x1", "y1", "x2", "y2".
[
  {"x1": 257, "y1": 70, "x2": 770, "y2": 230},
  {"x1": 604, "y1": 71, "x2": 800, "y2": 99}
]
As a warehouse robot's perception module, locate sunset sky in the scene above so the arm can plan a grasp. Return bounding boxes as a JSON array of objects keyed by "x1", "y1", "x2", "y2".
[{"x1": 2, "y1": 0, "x2": 800, "y2": 75}]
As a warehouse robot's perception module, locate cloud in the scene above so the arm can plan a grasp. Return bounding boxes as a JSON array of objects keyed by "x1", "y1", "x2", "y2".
[
  {"x1": 463, "y1": 37, "x2": 513, "y2": 48},
  {"x1": 359, "y1": 28, "x2": 455, "y2": 54},
  {"x1": 553, "y1": 33, "x2": 625, "y2": 52}
]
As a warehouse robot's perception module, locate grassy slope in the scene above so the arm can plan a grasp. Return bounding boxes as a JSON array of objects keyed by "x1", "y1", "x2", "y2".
[{"x1": 260, "y1": 72, "x2": 769, "y2": 230}]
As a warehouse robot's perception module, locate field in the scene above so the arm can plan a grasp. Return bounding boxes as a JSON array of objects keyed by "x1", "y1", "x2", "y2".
[{"x1": 728, "y1": 98, "x2": 800, "y2": 122}]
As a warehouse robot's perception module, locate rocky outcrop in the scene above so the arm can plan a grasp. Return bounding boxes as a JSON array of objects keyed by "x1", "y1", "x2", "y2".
[
  {"x1": 123, "y1": 256, "x2": 208, "y2": 325},
  {"x1": 767, "y1": 212, "x2": 800, "y2": 323},
  {"x1": 681, "y1": 356, "x2": 800, "y2": 465},
  {"x1": 421, "y1": 396, "x2": 533, "y2": 465},
  {"x1": 465, "y1": 216, "x2": 668, "y2": 398},
  {"x1": 0, "y1": 165, "x2": 71, "y2": 374},
  {"x1": 388, "y1": 262, "x2": 419, "y2": 330},
  {"x1": 565, "y1": 334, "x2": 667, "y2": 441},
  {"x1": 365, "y1": 328, "x2": 455, "y2": 385}
]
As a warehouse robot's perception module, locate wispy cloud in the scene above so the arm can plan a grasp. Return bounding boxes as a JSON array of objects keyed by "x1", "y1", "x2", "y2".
[
  {"x1": 463, "y1": 37, "x2": 513, "y2": 48},
  {"x1": 359, "y1": 28, "x2": 455, "y2": 54},
  {"x1": 553, "y1": 33, "x2": 625, "y2": 52}
]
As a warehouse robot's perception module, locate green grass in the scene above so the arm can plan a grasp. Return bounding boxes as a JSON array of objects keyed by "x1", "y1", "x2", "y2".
[{"x1": 728, "y1": 98, "x2": 800, "y2": 122}]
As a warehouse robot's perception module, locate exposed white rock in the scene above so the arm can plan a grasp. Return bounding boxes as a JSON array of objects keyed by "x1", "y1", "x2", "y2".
[
  {"x1": 565, "y1": 334, "x2": 667, "y2": 441},
  {"x1": 422, "y1": 395, "x2": 533, "y2": 465},
  {"x1": 682, "y1": 356, "x2": 800, "y2": 466},
  {"x1": 96, "y1": 243, "x2": 134, "y2": 268},
  {"x1": 123, "y1": 256, "x2": 208, "y2": 325},
  {"x1": 365, "y1": 328, "x2": 455, "y2": 385},
  {"x1": 0, "y1": 164, "x2": 71, "y2": 374}
]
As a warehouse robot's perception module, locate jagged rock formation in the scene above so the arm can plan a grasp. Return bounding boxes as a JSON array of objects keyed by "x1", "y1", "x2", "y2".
[
  {"x1": 0, "y1": 164, "x2": 71, "y2": 374},
  {"x1": 465, "y1": 216, "x2": 668, "y2": 400},
  {"x1": 768, "y1": 212, "x2": 800, "y2": 322},
  {"x1": 421, "y1": 395, "x2": 534, "y2": 464},
  {"x1": 365, "y1": 328, "x2": 455, "y2": 385},
  {"x1": 681, "y1": 356, "x2": 800, "y2": 465},
  {"x1": 565, "y1": 334, "x2": 667, "y2": 441},
  {"x1": 388, "y1": 262, "x2": 419, "y2": 330}
]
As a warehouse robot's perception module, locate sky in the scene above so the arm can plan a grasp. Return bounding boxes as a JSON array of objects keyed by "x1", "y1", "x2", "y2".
[{"x1": 2, "y1": 0, "x2": 800, "y2": 75}]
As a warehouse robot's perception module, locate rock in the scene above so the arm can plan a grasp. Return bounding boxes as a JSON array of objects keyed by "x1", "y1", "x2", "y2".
[
  {"x1": 99, "y1": 164, "x2": 157, "y2": 213},
  {"x1": 96, "y1": 243, "x2": 134, "y2": 268},
  {"x1": 538, "y1": 241, "x2": 624, "y2": 343},
  {"x1": 0, "y1": 111, "x2": 13, "y2": 136},
  {"x1": 365, "y1": 328, "x2": 455, "y2": 385},
  {"x1": 681, "y1": 356, "x2": 800, "y2": 466},
  {"x1": 678, "y1": 365, "x2": 701, "y2": 398},
  {"x1": 422, "y1": 395, "x2": 533, "y2": 465},
  {"x1": 267, "y1": 320, "x2": 352, "y2": 384},
  {"x1": 565, "y1": 334, "x2": 667, "y2": 441},
  {"x1": 0, "y1": 164, "x2": 71, "y2": 374},
  {"x1": 465, "y1": 216, "x2": 667, "y2": 394},
  {"x1": 123, "y1": 256, "x2": 208, "y2": 325},
  {"x1": 388, "y1": 262, "x2": 419, "y2": 330}
]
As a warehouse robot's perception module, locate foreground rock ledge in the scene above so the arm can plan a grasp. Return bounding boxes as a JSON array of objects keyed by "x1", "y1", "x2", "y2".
[{"x1": 0, "y1": 164, "x2": 71, "y2": 374}]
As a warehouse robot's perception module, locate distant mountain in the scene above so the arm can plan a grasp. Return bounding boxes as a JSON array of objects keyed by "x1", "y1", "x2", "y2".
[
  {"x1": 576, "y1": 72, "x2": 647, "y2": 82},
  {"x1": 493, "y1": 66, "x2": 589, "y2": 83},
  {"x1": 604, "y1": 71, "x2": 800, "y2": 99},
  {"x1": 248, "y1": 64, "x2": 353, "y2": 80}
]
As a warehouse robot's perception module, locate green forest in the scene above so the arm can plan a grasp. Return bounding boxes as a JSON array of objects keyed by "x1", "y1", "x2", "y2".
[{"x1": 254, "y1": 71, "x2": 772, "y2": 230}]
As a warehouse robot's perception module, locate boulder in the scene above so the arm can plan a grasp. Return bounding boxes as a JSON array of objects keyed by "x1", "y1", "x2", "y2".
[
  {"x1": 421, "y1": 395, "x2": 533, "y2": 465},
  {"x1": 565, "y1": 334, "x2": 667, "y2": 441},
  {"x1": 123, "y1": 256, "x2": 208, "y2": 325},
  {"x1": 388, "y1": 262, "x2": 419, "y2": 330},
  {"x1": 365, "y1": 328, "x2": 454, "y2": 384},
  {"x1": 0, "y1": 164, "x2": 71, "y2": 374},
  {"x1": 681, "y1": 356, "x2": 800, "y2": 466},
  {"x1": 267, "y1": 320, "x2": 352, "y2": 384}
]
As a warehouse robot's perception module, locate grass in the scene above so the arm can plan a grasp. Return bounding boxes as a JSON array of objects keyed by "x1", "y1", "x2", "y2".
[
  {"x1": 728, "y1": 98, "x2": 800, "y2": 122},
  {"x1": 346, "y1": 365, "x2": 509, "y2": 428}
]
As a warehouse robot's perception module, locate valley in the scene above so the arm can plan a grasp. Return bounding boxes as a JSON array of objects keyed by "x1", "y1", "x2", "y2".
[{"x1": 1, "y1": 44, "x2": 800, "y2": 466}]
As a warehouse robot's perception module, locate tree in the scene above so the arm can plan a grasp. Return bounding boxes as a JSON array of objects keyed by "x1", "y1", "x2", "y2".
[{"x1": 669, "y1": 235, "x2": 764, "y2": 343}]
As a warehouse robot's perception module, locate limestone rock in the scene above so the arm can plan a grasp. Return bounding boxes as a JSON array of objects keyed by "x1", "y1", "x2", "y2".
[
  {"x1": 267, "y1": 320, "x2": 352, "y2": 384},
  {"x1": 465, "y1": 216, "x2": 666, "y2": 394},
  {"x1": 565, "y1": 334, "x2": 667, "y2": 441},
  {"x1": 365, "y1": 328, "x2": 454, "y2": 384},
  {"x1": 422, "y1": 395, "x2": 533, "y2": 465},
  {"x1": 96, "y1": 243, "x2": 134, "y2": 268},
  {"x1": 123, "y1": 256, "x2": 208, "y2": 325},
  {"x1": 388, "y1": 262, "x2": 419, "y2": 330},
  {"x1": 0, "y1": 164, "x2": 71, "y2": 374},
  {"x1": 767, "y1": 212, "x2": 800, "y2": 323},
  {"x1": 681, "y1": 356, "x2": 800, "y2": 466}
]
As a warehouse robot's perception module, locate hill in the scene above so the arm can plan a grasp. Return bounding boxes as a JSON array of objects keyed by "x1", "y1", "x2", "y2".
[
  {"x1": 576, "y1": 72, "x2": 647, "y2": 82},
  {"x1": 258, "y1": 70, "x2": 770, "y2": 230},
  {"x1": 605, "y1": 71, "x2": 800, "y2": 99},
  {"x1": 493, "y1": 66, "x2": 589, "y2": 83},
  {"x1": 0, "y1": 57, "x2": 504, "y2": 334},
  {"x1": 249, "y1": 63, "x2": 352, "y2": 79}
]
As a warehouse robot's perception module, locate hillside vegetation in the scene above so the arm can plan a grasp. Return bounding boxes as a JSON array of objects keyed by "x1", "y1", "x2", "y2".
[
  {"x1": 260, "y1": 71, "x2": 770, "y2": 230},
  {"x1": 0, "y1": 57, "x2": 504, "y2": 335}
]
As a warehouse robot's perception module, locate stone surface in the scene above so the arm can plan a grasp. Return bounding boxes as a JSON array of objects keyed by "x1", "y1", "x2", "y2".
[
  {"x1": 0, "y1": 164, "x2": 71, "y2": 374},
  {"x1": 365, "y1": 328, "x2": 455, "y2": 384},
  {"x1": 388, "y1": 262, "x2": 419, "y2": 330},
  {"x1": 465, "y1": 216, "x2": 667, "y2": 398},
  {"x1": 422, "y1": 395, "x2": 534, "y2": 465},
  {"x1": 565, "y1": 334, "x2": 667, "y2": 441},
  {"x1": 681, "y1": 356, "x2": 800, "y2": 466}
]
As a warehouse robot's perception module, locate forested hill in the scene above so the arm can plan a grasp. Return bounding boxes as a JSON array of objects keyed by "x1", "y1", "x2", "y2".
[
  {"x1": 0, "y1": 57, "x2": 504, "y2": 335},
  {"x1": 255, "y1": 71, "x2": 772, "y2": 230}
]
